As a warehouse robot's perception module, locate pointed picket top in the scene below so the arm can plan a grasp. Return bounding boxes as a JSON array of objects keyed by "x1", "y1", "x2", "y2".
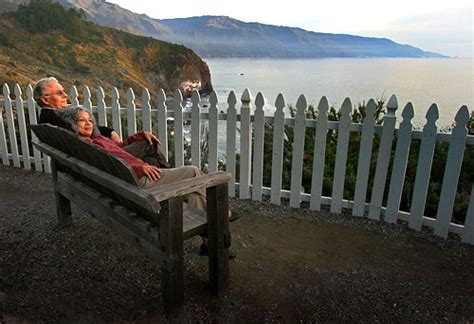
[
  {"x1": 209, "y1": 90, "x2": 218, "y2": 106},
  {"x1": 191, "y1": 90, "x2": 201, "y2": 107},
  {"x1": 275, "y1": 93, "x2": 285, "y2": 112},
  {"x1": 227, "y1": 91, "x2": 237, "y2": 106},
  {"x1": 401, "y1": 102, "x2": 415, "y2": 120},
  {"x1": 70, "y1": 85, "x2": 79, "y2": 107},
  {"x1": 97, "y1": 86, "x2": 105, "y2": 102},
  {"x1": 317, "y1": 96, "x2": 329, "y2": 115},
  {"x1": 158, "y1": 88, "x2": 166, "y2": 104},
  {"x1": 127, "y1": 87, "x2": 136, "y2": 104},
  {"x1": 3, "y1": 83, "x2": 10, "y2": 96},
  {"x1": 27, "y1": 84, "x2": 33, "y2": 98},
  {"x1": 340, "y1": 97, "x2": 352, "y2": 115},
  {"x1": 83, "y1": 85, "x2": 92, "y2": 111},
  {"x1": 365, "y1": 99, "x2": 376, "y2": 120},
  {"x1": 255, "y1": 92, "x2": 265, "y2": 111},
  {"x1": 386, "y1": 95, "x2": 398, "y2": 116},
  {"x1": 173, "y1": 89, "x2": 184, "y2": 110},
  {"x1": 141, "y1": 87, "x2": 150, "y2": 104},
  {"x1": 454, "y1": 105, "x2": 470, "y2": 126},
  {"x1": 241, "y1": 88, "x2": 252, "y2": 103},
  {"x1": 112, "y1": 87, "x2": 120, "y2": 102},
  {"x1": 425, "y1": 104, "x2": 439, "y2": 125},
  {"x1": 14, "y1": 83, "x2": 22, "y2": 98}
]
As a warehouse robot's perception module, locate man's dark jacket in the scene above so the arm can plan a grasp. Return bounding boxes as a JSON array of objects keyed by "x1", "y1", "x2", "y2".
[{"x1": 39, "y1": 108, "x2": 114, "y2": 138}]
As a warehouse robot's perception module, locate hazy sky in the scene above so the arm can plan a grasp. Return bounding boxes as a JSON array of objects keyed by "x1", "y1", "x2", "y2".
[{"x1": 107, "y1": 0, "x2": 473, "y2": 58}]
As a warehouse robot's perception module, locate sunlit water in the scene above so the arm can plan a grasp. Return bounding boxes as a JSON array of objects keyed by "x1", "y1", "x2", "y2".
[{"x1": 203, "y1": 58, "x2": 473, "y2": 128}]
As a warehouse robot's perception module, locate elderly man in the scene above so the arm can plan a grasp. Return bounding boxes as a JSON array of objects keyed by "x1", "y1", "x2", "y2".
[{"x1": 33, "y1": 77, "x2": 170, "y2": 168}]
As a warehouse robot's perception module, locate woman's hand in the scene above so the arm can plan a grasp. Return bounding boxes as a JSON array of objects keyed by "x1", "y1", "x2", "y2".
[
  {"x1": 143, "y1": 131, "x2": 161, "y2": 147},
  {"x1": 143, "y1": 164, "x2": 162, "y2": 181}
]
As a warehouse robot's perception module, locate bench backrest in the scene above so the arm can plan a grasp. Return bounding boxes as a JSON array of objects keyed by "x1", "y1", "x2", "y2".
[{"x1": 31, "y1": 124, "x2": 161, "y2": 220}]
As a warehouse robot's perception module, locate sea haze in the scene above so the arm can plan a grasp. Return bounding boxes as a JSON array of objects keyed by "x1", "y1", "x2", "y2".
[{"x1": 204, "y1": 58, "x2": 473, "y2": 128}]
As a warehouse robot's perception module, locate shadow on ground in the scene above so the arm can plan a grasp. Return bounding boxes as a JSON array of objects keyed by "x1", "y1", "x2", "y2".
[{"x1": 0, "y1": 165, "x2": 473, "y2": 322}]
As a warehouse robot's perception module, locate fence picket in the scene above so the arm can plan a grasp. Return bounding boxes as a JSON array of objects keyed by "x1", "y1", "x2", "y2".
[
  {"x1": 157, "y1": 90, "x2": 168, "y2": 159},
  {"x1": 70, "y1": 85, "x2": 79, "y2": 107},
  {"x1": 111, "y1": 87, "x2": 123, "y2": 140},
  {"x1": 15, "y1": 84, "x2": 31, "y2": 170},
  {"x1": 142, "y1": 89, "x2": 152, "y2": 133},
  {"x1": 26, "y1": 85, "x2": 43, "y2": 171},
  {"x1": 409, "y1": 104, "x2": 439, "y2": 231},
  {"x1": 352, "y1": 99, "x2": 377, "y2": 216},
  {"x1": 462, "y1": 185, "x2": 474, "y2": 244},
  {"x1": 330, "y1": 98, "x2": 352, "y2": 213},
  {"x1": 240, "y1": 89, "x2": 253, "y2": 199},
  {"x1": 126, "y1": 88, "x2": 137, "y2": 137},
  {"x1": 226, "y1": 91, "x2": 237, "y2": 197},
  {"x1": 310, "y1": 97, "x2": 329, "y2": 211},
  {"x1": 191, "y1": 91, "x2": 201, "y2": 168},
  {"x1": 290, "y1": 95, "x2": 307, "y2": 208},
  {"x1": 368, "y1": 95, "x2": 398, "y2": 220},
  {"x1": 434, "y1": 106, "x2": 470, "y2": 238},
  {"x1": 0, "y1": 85, "x2": 9, "y2": 166},
  {"x1": 83, "y1": 85, "x2": 92, "y2": 112},
  {"x1": 271, "y1": 94, "x2": 286, "y2": 205},
  {"x1": 97, "y1": 87, "x2": 107, "y2": 126},
  {"x1": 208, "y1": 91, "x2": 219, "y2": 172},
  {"x1": 252, "y1": 92, "x2": 265, "y2": 201},
  {"x1": 173, "y1": 90, "x2": 184, "y2": 167},
  {"x1": 3, "y1": 84, "x2": 20, "y2": 167},
  {"x1": 385, "y1": 103, "x2": 414, "y2": 223}
]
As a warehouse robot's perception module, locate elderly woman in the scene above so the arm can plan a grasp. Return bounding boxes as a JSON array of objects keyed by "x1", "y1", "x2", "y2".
[{"x1": 59, "y1": 107, "x2": 237, "y2": 256}]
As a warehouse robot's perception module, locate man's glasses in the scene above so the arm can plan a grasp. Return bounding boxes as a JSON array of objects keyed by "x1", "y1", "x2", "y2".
[{"x1": 43, "y1": 90, "x2": 68, "y2": 97}]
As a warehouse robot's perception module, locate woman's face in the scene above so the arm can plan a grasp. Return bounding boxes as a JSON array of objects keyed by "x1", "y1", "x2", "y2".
[{"x1": 76, "y1": 110, "x2": 94, "y2": 138}]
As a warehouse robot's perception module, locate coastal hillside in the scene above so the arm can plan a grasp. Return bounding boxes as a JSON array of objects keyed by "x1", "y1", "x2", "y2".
[
  {"x1": 0, "y1": 0, "x2": 212, "y2": 101},
  {"x1": 0, "y1": 0, "x2": 446, "y2": 58}
]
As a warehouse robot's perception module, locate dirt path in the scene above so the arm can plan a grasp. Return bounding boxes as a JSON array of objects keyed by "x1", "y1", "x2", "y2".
[{"x1": 0, "y1": 165, "x2": 473, "y2": 322}]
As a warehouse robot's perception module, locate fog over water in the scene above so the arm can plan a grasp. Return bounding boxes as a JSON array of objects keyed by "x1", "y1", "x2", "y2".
[{"x1": 204, "y1": 58, "x2": 473, "y2": 128}]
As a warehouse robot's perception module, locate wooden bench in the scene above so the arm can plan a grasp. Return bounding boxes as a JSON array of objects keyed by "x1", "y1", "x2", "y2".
[{"x1": 30, "y1": 124, "x2": 232, "y2": 311}]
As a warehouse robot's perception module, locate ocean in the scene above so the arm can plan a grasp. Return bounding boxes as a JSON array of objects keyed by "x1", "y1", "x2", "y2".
[{"x1": 203, "y1": 58, "x2": 473, "y2": 128}]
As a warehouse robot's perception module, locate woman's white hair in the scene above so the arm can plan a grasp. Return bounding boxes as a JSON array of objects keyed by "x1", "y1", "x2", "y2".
[{"x1": 55, "y1": 107, "x2": 101, "y2": 138}]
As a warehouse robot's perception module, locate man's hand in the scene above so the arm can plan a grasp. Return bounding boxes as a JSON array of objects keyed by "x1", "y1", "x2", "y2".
[
  {"x1": 143, "y1": 131, "x2": 161, "y2": 147},
  {"x1": 143, "y1": 164, "x2": 162, "y2": 181},
  {"x1": 110, "y1": 131, "x2": 121, "y2": 142}
]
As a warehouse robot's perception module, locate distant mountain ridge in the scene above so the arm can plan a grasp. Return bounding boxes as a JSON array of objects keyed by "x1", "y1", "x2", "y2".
[{"x1": 0, "y1": 0, "x2": 446, "y2": 58}]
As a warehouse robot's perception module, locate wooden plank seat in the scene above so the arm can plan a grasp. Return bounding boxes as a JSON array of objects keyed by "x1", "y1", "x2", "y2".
[{"x1": 30, "y1": 124, "x2": 232, "y2": 311}]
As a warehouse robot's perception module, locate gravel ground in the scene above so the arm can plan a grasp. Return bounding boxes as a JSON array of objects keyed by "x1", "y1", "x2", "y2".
[{"x1": 0, "y1": 164, "x2": 473, "y2": 322}]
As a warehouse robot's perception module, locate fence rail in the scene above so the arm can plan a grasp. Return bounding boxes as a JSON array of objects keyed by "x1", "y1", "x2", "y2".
[{"x1": 1, "y1": 83, "x2": 473, "y2": 245}]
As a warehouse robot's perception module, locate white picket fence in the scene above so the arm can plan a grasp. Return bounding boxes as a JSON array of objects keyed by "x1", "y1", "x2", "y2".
[{"x1": 1, "y1": 83, "x2": 473, "y2": 245}]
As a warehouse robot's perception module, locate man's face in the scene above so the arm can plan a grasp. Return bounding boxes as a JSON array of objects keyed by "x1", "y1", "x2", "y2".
[
  {"x1": 76, "y1": 110, "x2": 94, "y2": 138},
  {"x1": 39, "y1": 81, "x2": 68, "y2": 109}
]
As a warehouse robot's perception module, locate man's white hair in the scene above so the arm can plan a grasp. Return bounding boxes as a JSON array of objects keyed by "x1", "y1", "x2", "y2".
[{"x1": 33, "y1": 77, "x2": 59, "y2": 106}]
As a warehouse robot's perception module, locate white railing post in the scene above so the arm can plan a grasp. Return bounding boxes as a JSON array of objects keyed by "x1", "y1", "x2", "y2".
[
  {"x1": 26, "y1": 85, "x2": 43, "y2": 171},
  {"x1": 290, "y1": 95, "x2": 307, "y2": 208},
  {"x1": 252, "y1": 92, "x2": 265, "y2": 201},
  {"x1": 368, "y1": 95, "x2": 398, "y2": 220},
  {"x1": 191, "y1": 91, "x2": 201, "y2": 169},
  {"x1": 3, "y1": 83, "x2": 20, "y2": 167},
  {"x1": 239, "y1": 89, "x2": 253, "y2": 199},
  {"x1": 97, "y1": 87, "x2": 107, "y2": 126},
  {"x1": 15, "y1": 84, "x2": 31, "y2": 171},
  {"x1": 70, "y1": 85, "x2": 79, "y2": 107},
  {"x1": 208, "y1": 91, "x2": 219, "y2": 173},
  {"x1": 83, "y1": 85, "x2": 92, "y2": 112},
  {"x1": 157, "y1": 89, "x2": 168, "y2": 159},
  {"x1": 330, "y1": 97, "x2": 352, "y2": 213},
  {"x1": 0, "y1": 84, "x2": 9, "y2": 166},
  {"x1": 352, "y1": 99, "x2": 377, "y2": 217},
  {"x1": 126, "y1": 88, "x2": 137, "y2": 137},
  {"x1": 385, "y1": 103, "x2": 414, "y2": 223},
  {"x1": 310, "y1": 97, "x2": 329, "y2": 211},
  {"x1": 226, "y1": 91, "x2": 237, "y2": 197},
  {"x1": 408, "y1": 104, "x2": 439, "y2": 231},
  {"x1": 111, "y1": 87, "x2": 123, "y2": 140},
  {"x1": 434, "y1": 106, "x2": 470, "y2": 238},
  {"x1": 270, "y1": 94, "x2": 286, "y2": 205},
  {"x1": 173, "y1": 90, "x2": 184, "y2": 167},
  {"x1": 142, "y1": 88, "x2": 152, "y2": 133}
]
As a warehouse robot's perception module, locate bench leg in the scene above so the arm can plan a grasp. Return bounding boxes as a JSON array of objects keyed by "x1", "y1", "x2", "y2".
[
  {"x1": 159, "y1": 197, "x2": 184, "y2": 312},
  {"x1": 51, "y1": 162, "x2": 72, "y2": 226},
  {"x1": 207, "y1": 183, "x2": 230, "y2": 295}
]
